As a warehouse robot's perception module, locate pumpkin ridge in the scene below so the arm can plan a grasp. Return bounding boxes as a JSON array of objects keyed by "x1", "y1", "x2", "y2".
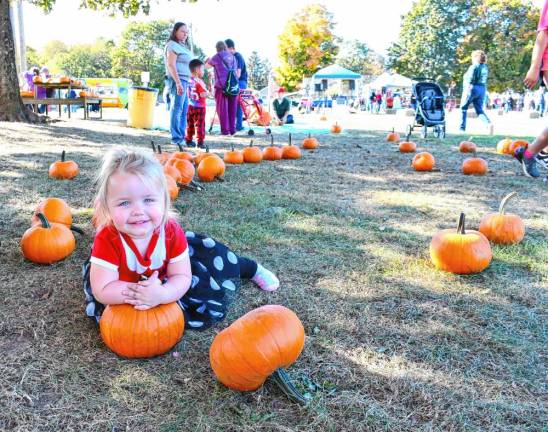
[
  {"x1": 217, "y1": 331, "x2": 263, "y2": 389},
  {"x1": 226, "y1": 325, "x2": 269, "y2": 379},
  {"x1": 256, "y1": 310, "x2": 287, "y2": 369}
]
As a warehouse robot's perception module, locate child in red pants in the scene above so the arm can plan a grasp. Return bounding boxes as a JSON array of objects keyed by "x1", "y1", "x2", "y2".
[{"x1": 185, "y1": 59, "x2": 209, "y2": 148}]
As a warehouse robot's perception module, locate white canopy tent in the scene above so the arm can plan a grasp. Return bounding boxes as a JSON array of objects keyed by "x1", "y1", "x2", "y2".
[{"x1": 369, "y1": 72, "x2": 416, "y2": 89}]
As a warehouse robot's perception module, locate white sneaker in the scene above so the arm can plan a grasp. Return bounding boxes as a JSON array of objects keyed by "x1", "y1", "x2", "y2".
[{"x1": 251, "y1": 264, "x2": 280, "y2": 291}]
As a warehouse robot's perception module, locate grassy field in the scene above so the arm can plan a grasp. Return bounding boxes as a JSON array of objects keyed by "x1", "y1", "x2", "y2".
[{"x1": 0, "y1": 118, "x2": 546, "y2": 432}]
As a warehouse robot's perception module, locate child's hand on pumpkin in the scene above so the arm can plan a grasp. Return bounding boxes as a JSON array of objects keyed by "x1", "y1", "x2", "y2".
[{"x1": 123, "y1": 271, "x2": 163, "y2": 310}]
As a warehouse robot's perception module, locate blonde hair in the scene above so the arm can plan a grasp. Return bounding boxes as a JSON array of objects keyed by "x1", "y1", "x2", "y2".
[
  {"x1": 93, "y1": 148, "x2": 170, "y2": 230},
  {"x1": 472, "y1": 50, "x2": 487, "y2": 64}
]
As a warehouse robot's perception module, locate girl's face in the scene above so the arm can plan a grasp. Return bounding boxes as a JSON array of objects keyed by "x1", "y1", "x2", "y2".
[
  {"x1": 106, "y1": 172, "x2": 165, "y2": 239},
  {"x1": 175, "y1": 25, "x2": 188, "y2": 43}
]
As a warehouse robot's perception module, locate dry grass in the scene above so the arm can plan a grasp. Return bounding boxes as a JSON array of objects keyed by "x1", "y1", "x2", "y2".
[{"x1": 0, "y1": 118, "x2": 546, "y2": 432}]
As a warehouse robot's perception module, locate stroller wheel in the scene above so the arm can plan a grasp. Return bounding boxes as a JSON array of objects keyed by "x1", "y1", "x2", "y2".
[
  {"x1": 247, "y1": 129, "x2": 255, "y2": 136},
  {"x1": 265, "y1": 128, "x2": 272, "y2": 135},
  {"x1": 440, "y1": 125, "x2": 446, "y2": 139},
  {"x1": 421, "y1": 126, "x2": 427, "y2": 139}
]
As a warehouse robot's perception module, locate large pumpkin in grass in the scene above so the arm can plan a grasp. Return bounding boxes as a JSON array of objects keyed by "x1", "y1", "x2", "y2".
[
  {"x1": 49, "y1": 151, "x2": 79, "y2": 179},
  {"x1": 197, "y1": 156, "x2": 225, "y2": 182},
  {"x1": 210, "y1": 305, "x2": 307, "y2": 403},
  {"x1": 412, "y1": 152, "x2": 435, "y2": 171},
  {"x1": 165, "y1": 175, "x2": 179, "y2": 200},
  {"x1": 430, "y1": 213, "x2": 492, "y2": 274},
  {"x1": 479, "y1": 192, "x2": 525, "y2": 245},
  {"x1": 21, "y1": 213, "x2": 76, "y2": 264},
  {"x1": 169, "y1": 158, "x2": 195, "y2": 185},
  {"x1": 194, "y1": 147, "x2": 221, "y2": 166},
  {"x1": 31, "y1": 198, "x2": 72, "y2": 227},
  {"x1": 171, "y1": 144, "x2": 195, "y2": 162},
  {"x1": 164, "y1": 164, "x2": 182, "y2": 183},
  {"x1": 100, "y1": 303, "x2": 184, "y2": 358},
  {"x1": 496, "y1": 138, "x2": 513, "y2": 155}
]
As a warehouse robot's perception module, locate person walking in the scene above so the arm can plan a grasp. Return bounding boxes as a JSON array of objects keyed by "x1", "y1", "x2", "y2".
[
  {"x1": 459, "y1": 50, "x2": 493, "y2": 134},
  {"x1": 164, "y1": 22, "x2": 192, "y2": 146},
  {"x1": 225, "y1": 39, "x2": 247, "y2": 132}
]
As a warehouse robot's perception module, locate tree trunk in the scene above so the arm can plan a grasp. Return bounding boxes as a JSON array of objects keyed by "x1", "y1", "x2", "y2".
[{"x1": 0, "y1": 0, "x2": 44, "y2": 122}]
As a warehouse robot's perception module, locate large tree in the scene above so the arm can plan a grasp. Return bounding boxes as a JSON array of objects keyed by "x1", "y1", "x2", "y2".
[
  {"x1": 337, "y1": 39, "x2": 384, "y2": 79},
  {"x1": 455, "y1": 0, "x2": 538, "y2": 92},
  {"x1": 386, "y1": 0, "x2": 474, "y2": 87},
  {"x1": 0, "y1": 0, "x2": 196, "y2": 122},
  {"x1": 276, "y1": 4, "x2": 339, "y2": 91},
  {"x1": 247, "y1": 51, "x2": 271, "y2": 90},
  {"x1": 57, "y1": 39, "x2": 114, "y2": 78}
]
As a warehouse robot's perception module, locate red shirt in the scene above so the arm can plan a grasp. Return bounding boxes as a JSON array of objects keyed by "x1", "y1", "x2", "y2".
[
  {"x1": 90, "y1": 219, "x2": 188, "y2": 282},
  {"x1": 188, "y1": 77, "x2": 207, "y2": 108}
]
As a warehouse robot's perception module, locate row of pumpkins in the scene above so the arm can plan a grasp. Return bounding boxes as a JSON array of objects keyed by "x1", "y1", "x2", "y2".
[
  {"x1": 386, "y1": 129, "x2": 529, "y2": 175},
  {"x1": 32, "y1": 75, "x2": 83, "y2": 86}
]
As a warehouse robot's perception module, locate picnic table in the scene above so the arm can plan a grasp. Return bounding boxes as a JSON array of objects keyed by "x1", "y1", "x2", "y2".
[{"x1": 22, "y1": 82, "x2": 103, "y2": 120}]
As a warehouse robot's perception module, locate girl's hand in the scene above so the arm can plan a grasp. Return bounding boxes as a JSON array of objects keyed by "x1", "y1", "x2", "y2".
[
  {"x1": 524, "y1": 66, "x2": 540, "y2": 89},
  {"x1": 122, "y1": 271, "x2": 164, "y2": 310},
  {"x1": 176, "y1": 82, "x2": 184, "y2": 96}
]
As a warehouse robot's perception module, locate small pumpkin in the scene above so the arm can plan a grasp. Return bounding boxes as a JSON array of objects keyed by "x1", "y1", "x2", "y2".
[
  {"x1": 164, "y1": 164, "x2": 182, "y2": 183},
  {"x1": 257, "y1": 111, "x2": 271, "y2": 126},
  {"x1": 319, "y1": 114, "x2": 327, "y2": 121},
  {"x1": 32, "y1": 76, "x2": 42, "y2": 84},
  {"x1": 462, "y1": 156, "x2": 488, "y2": 175},
  {"x1": 386, "y1": 128, "x2": 400, "y2": 142},
  {"x1": 429, "y1": 212, "x2": 492, "y2": 274},
  {"x1": 151, "y1": 143, "x2": 170, "y2": 165},
  {"x1": 100, "y1": 302, "x2": 184, "y2": 358},
  {"x1": 165, "y1": 175, "x2": 179, "y2": 200},
  {"x1": 168, "y1": 158, "x2": 195, "y2": 185},
  {"x1": 399, "y1": 133, "x2": 416, "y2": 153},
  {"x1": 194, "y1": 146, "x2": 221, "y2": 166},
  {"x1": 21, "y1": 213, "x2": 76, "y2": 264},
  {"x1": 330, "y1": 122, "x2": 342, "y2": 134},
  {"x1": 224, "y1": 145, "x2": 244, "y2": 164},
  {"x1": 412, "y1": 152, "x2": 435, "y2": 171},
  {"x1": 496, "y1": 138, "x2": 513, "y2": 155},
  {"x1": 302, "y1": 133, "x2": 318, "y2": 150},
  {"x1": 281, "y1": 133, "x2": 302, "y2": 160},
  {"x1": 31, "y1": 198, "x2": 72, "y2": 227},
  {"x1": 242, "y1": 140, "x2": 263, "y2": 163},
  {"x1": 59, "y1": 76, "x2": 71, "y2": 84},
  {"x1": 479, "y1": 192, "x2": 525, "y2": 245},
  {"x1": 49, "y1": 151, "x2": 79, "y2": 179},
  {"x1": 171, "y1": 144, "x2": 195, "y2": 162},
  {"x1": 79, "y1": 91, "x2": 86, "y2": 97},
  {"x1": 509, "y1": 140, "x2": 528, "y2": 154},
  {"x1": 20, "y1": 90, "x2": 34, "y2": 97},
  {"x1": 197, "y1": 156, "x2": 226, "y2": 182},
  {"x1": 209, "y1": 305, "x2": 308, "y2": 404},
  {"x1": 459, "y1": 139, "x2": 477, "y2": 153},
  {"x1": 263, "y1": 136, "x2": 283, "y2": 160}
]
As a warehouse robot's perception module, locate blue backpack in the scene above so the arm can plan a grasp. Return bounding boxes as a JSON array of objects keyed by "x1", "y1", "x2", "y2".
[{"x1": 221, "y1": 56, "x2": 240, "y2": 97}]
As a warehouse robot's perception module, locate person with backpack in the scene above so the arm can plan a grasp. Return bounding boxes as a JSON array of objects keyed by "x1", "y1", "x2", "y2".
[
  {"x1": 459, "y1": 50, "x2": 493, "y2": 134},
  {"x1": 225, "y1": 39, "x2": 247, "y2": 132},
  {"x1": 205, "y1": 41, "x2": 240, "y2": 136}
]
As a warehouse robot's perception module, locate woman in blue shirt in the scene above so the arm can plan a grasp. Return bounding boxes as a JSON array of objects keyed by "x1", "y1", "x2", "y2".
[{"x1": 460, "y1": 50, "x2": 493, "y2": 134}]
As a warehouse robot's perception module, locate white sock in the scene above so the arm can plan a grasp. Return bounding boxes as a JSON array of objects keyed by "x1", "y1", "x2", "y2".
[{"x1": 251, "y1": 264, "x2": 280, "y2": 292}]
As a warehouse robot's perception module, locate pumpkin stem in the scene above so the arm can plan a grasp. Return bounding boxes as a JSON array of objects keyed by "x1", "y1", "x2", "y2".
[
  {"x1": 308, "y1": 133, "x2": 311, "y2": 139},
  {"x1": 231, "y1": 144, "x2": 235, "y2": 152},
  {"x1": 406, "y1": 131, "x2": 411, "y2": 142},
  {"x1": 177, "y1": 143, "x2": 183, "y2": 152},
  {"x1": 271, "y1": 368, "x2": 309, "y2": 405},
  {"x1": 158, "y1": 145, "x2": 163, "y2": 154},
  {"x1": 271, "y1": 135, "x2": 274, "y2": 146},
  {"x1": 150, "y1": 141, "x2": 156, "y2": 153},
  {"x1": 36, "y1": 213, "x2": 51, "y2": 229},
  {"x1": 457, "y1": 212, "x2": 466, "y2": 235},
  {"x1": 289, "y1": 133, "x2": 292, "y2": 145},
  {"x1": 70, "y1": 225, "x2": 84, "y2": 235},
  {"x1": 61, "y1": 150, "x2": 66, "y2": 162},
  {"x1": 205, "y1": 145, "x2": 210, "y2": 153},
  {"x1": 499, "y1": 192, "x2": 517, "y2": 215},
  {"x1": 249, "y1": 140, "x2": 254, "y2": 147}
]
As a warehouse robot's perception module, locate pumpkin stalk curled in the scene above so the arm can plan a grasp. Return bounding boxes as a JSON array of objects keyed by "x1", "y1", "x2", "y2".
[
  {"x1": 270, "y1": 368, "x2": 309, "y2": 405},
  {"x1": 499, "y1": 192, "x2": 517, "y2": 215}
]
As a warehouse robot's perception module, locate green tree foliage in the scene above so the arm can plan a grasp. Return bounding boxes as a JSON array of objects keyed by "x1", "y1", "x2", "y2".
[
  {"x1": 25, "y1": 46, "x2": 41, "y2": 69},
  {"x1": 110, "y1": 19, "x2": 172, "y2": 89},
  {"x1": 455, "y1": 0, "x2": 538, "y2": 92},
  {"x1": 387, "y1": 0, "x2": 473, "y2": 87},
  {"x1": 247, "y1": 51, "x2": 271, "y2": 90},
  {"x1": 56, "y1": 39, "x2": 114, "y2": 78},
  {"x1": 276, "y1": 4, "x2": 339, "y2": 91},
  {"x1": 337, "y1": 40, "x2": 384, "y2": 78}
]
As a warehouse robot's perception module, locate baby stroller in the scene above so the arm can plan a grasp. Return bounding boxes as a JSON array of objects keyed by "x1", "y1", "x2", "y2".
[{"x1": 406, "y1": 79, "x2": 446, "y2": 139}]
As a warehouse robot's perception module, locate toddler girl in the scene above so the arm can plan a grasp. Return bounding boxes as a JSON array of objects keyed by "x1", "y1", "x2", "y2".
[{"x1": 83, "y1": 149, "x2": 279, "y2": 330}]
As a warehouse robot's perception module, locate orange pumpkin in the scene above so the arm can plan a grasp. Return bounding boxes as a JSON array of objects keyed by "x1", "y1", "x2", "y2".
[
  {"x1": 459, "y1": 140, "x2": 477, "y2": 153},
  {"x1": 319, "y1": 114, "x2": 327, "y2": 121},
  {"x1": 479, "y1": 192, "x2": 525, "y2": 245},
  {"x1": 20, "y1": 90, "x2": 34, "y2": 97},
  {"x1": 224, "y1": 145, "x2": 244, "y2": 164},
  {"x1": 31, "y1": 198, "x2": 72, "y2": 227},
  {"x1": 496, "y1": 138, "x2": 513, "y2": 155},
  {"x1": 197, "y1": 156, "x2": 226, "y2": 182},
  {"x1": 152, "y1": 144, "x2": 170, "y2": 165},
  {"x1": 399, "y1": 135, "x2": 417, "y2": 153},
  {"x1": 263, "y1": 136, "x2": 283, "y2": 161},
  {"x1": 49, "y1": 151, "x2": 79, "y2": 179},
  {"x1": 164, "y1": 164, "x2": 182, "y2": 183},
  {"x1": 194, "y1": 147, "x2": 221, "y2": 166},
  {"x1": 21, "y1": 213, "x2": 76, "y2": 264},
  {"x1": 165, "y1": 175, "x2": 179, "y2": 200},
  {"x1": 79, "y1": 91, "x2": 86, "y2": 97},
  {"x1": 386, "y1": 128, "x2": 400, "y2": 142},
  {"x1": 257, "y1": 111, "x2": 272, "y2": 126},
  {"x1": 209, "y1": 305, "x2": 307, "y2": 403},
  {"x1": 32, "y1": 76, "x2": 42, "y2": 84},
  {"x1": 412, "y1": 152, "x2": 435, "y2": 171},
  {"x1": 462, "y1": 156, "x2": 488, "y2": 175},
  {"x1": 242, "y1": 140, "x2": 263, "y2": 163},
  {"x1": 509, "y1": 140, "x2": 528, "y2": 154},
  {"x1": 282, "y1": 133, "x2": 301, "y2": 160},
  {"x1": 59, "y1": 76, "x2": 71, "y2": 84},
  {"x1": 100, "y1": 302, "x2": 184, "y2": 358},
  {"x1": 430, "y1": 212, "x2": 492, "y2": 274},
  {"x1": 330, "y1": 122, "x2": 342, "y2": 134},
  {"x1": 302, "y1": 134, "x2": 318, "y2": 150},
  {"x1": 168, "y1": 158, "x2": 195, "y2": 185},
  {"x1": 171, "y1": 144, "x2": 195, "y2": 162}
]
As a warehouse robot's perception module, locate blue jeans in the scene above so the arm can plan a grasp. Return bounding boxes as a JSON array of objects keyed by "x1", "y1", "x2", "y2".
[
  {"x1": 167, "y1": 77, "x2": 189, "y2": 144},
  {"x1": 235, "y1": 80, "x2": 247, "y2": 131},
  {"x1": 460, "y1": 85, "x2": 490, "y2": 130}
]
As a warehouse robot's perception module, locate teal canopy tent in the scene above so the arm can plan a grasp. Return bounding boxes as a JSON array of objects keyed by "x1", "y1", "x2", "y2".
[{"x1": 313, "y1": 64, "x2": 362, "y2": 79}]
